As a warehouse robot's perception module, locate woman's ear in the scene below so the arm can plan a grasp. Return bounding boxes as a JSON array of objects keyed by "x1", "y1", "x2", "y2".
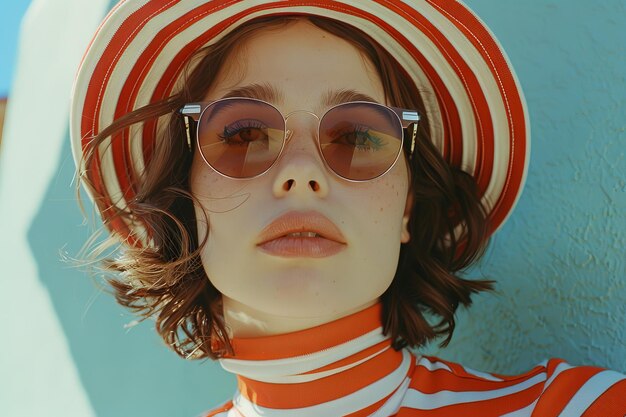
[{"x1": 401, "y1": 190, "x2": 414, "y2": 243}]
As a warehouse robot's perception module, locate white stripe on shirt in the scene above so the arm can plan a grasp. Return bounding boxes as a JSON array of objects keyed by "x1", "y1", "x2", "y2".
[{"x1": 558, "y1": 370, "x2": 625, "y2": 417}]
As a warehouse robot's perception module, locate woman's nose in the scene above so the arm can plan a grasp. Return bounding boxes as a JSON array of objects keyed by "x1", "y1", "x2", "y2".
[{"x1": 271, "y1": 112, "x2": 329, "y2": 198}]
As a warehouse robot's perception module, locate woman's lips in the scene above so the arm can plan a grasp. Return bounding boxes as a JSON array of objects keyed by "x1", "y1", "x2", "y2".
[
  {"x1": 256, "y1": 210, "x2": 347, "y2": 257},
  {"x1": 257, "y1": 235, "x2": 346, "y2": 258}
]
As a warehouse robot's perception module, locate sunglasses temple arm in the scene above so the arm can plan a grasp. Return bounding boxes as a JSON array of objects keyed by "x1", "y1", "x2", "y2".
[
  {"x1": 179, "y1": 103, "x2": 205, "y2": 152},
  {"x1": 402, "y1": 124, "x2": 417, "y2": 159},
  {"x1": 391, "y1": 106, "x2": 419, "y2": 159},
  {"x1": 184, "y1": 116, "x2": 193, "y2": 151},
  {"x1": 410, "y1": 123, "x2": 417, "y2": 158}
]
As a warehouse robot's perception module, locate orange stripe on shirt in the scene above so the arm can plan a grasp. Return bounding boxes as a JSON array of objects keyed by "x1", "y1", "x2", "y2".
[
  {"x1": 344, "y1": 391, "x2": 397, "y2": 417},
  {"x1": 397, "y1": 382, "x2": 543, "y2": 416},
  {"x1": 227, "y1": 303, "x2": 383, "y2": 360},
  {"x1": 410, "y1": 364, "x2": 541, "y2": 394},
  {"x1": 204, "y1": 400, "x2": 233, "y2": 417}
]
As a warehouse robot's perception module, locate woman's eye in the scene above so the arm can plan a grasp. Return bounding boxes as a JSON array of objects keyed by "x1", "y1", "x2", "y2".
[
  {"x1": 218, "y1": 119, "x2": 269, "y2": 145},
  {"x1": 331, "y1": 126, "x2": 385, "y2": 151}
]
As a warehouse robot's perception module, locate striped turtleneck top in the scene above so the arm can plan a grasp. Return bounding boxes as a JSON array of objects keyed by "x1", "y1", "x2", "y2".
[{"x1": 205, "y1": 303, "x2": 626, "y2": 416}]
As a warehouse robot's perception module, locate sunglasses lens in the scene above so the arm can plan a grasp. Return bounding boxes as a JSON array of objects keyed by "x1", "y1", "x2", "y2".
[
  {"x1": 197, "y1": 98, "x2": 285, "y2": 178},
  {"x1": 320, "y1": 102, "x2": 403, "y2": 180}
]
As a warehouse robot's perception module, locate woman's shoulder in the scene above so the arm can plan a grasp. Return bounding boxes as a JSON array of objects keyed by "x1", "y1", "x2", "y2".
[
  {"x1": 404, "y1": 355, "x2": 626, "y2": 416},
  {"x1": 197, "y1": 356, "x2": 626, "y2": 416}
]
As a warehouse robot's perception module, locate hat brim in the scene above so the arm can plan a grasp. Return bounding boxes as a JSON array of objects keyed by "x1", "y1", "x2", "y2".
[{"x1": 70, "y1": 0, "x2": 530, "y2": 245}]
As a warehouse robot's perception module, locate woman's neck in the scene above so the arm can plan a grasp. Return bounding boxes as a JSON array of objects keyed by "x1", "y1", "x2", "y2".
[{"x1": 222, "y1": 296, "x2": 379, "y2": 337}]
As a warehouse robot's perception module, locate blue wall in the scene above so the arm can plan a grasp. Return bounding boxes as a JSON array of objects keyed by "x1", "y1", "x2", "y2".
[
  {"x1": 424, "y1": 0, "x2": 625, "y2": 374},
  {"x1": 1, "y1": 1, "x2": 624, "y2": 416},
  {"x1": 0, "y1": 0, "x2": 32, "y2": 97}
]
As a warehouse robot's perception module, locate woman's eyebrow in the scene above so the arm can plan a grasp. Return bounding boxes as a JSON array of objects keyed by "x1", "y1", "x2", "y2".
[
  {"x1": 218, "y1": 85, "x2": 379, "y2": 107},
  {"x1": 219, "y1": 83, "x2": 283, "y2": 103},
  {"x1": 322, "y1": 89, "x2": 380, "y2": 106}
]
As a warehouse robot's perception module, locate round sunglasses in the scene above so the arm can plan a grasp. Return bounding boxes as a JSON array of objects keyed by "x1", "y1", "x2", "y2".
[{"x1": 179, "y1": 97, "x2": 420, "y2": 182}]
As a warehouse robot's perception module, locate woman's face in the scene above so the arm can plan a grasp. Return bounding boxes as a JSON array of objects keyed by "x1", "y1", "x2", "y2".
[{"x1": 190, "y1": 20, "x2": 412, "y2": 335}]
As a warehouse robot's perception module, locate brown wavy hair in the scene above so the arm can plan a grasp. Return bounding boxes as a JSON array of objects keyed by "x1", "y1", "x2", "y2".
[{"x1": 79, "y1": 15, "x2": 493, "y2": 360}]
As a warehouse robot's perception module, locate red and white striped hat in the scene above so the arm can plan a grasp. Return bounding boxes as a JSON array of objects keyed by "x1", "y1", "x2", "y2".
[{"x1": 70, "y1": 0, "x2": 530, "y2": 245}]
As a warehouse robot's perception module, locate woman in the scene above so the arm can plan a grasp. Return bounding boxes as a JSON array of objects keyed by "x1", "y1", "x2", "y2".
[{"x1": 70, "y1": 1, "x2": 625, "y2": 416}]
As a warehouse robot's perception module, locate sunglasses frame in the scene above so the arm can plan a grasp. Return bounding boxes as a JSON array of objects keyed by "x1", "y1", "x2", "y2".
[{"x1": 179, "y1": 97, "x2": 420, "y2": 182}]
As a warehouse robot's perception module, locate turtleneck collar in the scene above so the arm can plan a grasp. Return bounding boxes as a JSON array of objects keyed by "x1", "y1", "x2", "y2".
[{"x1": 218, "y1": 302, "x2": 415, "y2": 417}]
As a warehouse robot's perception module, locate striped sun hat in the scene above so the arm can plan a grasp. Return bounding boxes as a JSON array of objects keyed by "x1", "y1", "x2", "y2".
[{"x1": 70, "y1": 0, "x2": 530, "y2": 245}]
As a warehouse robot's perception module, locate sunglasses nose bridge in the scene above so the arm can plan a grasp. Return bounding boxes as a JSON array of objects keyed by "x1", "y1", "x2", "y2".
[
  {"x1": 284, "y1": 109, "x2": 319, "y2": 120},
  {"x1": 283, "y1": 109, "x2": 320, "y2": 144}
]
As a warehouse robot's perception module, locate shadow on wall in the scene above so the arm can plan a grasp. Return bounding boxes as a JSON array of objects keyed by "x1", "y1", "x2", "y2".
[{"x1": 26, "y1": 136, "x2": 235, "y2": 417}]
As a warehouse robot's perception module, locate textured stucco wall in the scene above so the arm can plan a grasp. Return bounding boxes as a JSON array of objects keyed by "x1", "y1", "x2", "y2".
[
  {"x1": 1, "y1": 1, "x2": 624, "y2": 417},
  {"x1": 426, "y1": 0, "x2": 626, "y2": 374}
]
